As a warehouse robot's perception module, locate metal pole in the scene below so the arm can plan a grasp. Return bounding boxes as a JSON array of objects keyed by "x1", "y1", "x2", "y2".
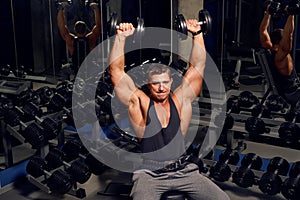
[
  {"x1": 10, "y1": 0, "x2": 18, "y2": 68},
  {"x1": 293, "y1": 15, "x2": 298, "y2": 64},
  {"x1": 49, "y1": 0, "x2": 56, "y2": 78},
  {"x1": 170, "y1": 0, "x2": 173, "y2": 65},
  {"x1": 236, "y1": 0, "x2": 242, "y2": 45},
  {"x1": 139, "y1": 0, "x2": 142, "y2": 64},
  {"x1": 100, "y1": 0, "x2": 105, "y2": 74}
]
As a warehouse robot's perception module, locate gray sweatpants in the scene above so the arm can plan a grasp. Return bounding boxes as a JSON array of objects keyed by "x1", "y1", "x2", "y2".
[{"x1": 130, "y1": 163, "x2": 230, "y2": 200}]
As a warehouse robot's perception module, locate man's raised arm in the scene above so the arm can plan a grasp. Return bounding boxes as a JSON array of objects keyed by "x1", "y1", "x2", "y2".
[
  {"x1": 281, "y1": 15, "x2": 294, "y2": 52},
  {"x1": 109, "y1": 24, "x2": 137, "y2": 106},
  {"x1": 175, "y1": 19, "x2": 206, "y2": 103},
  {"x1": 259, "y1": 9, "x2": 272, "y2": 49}
]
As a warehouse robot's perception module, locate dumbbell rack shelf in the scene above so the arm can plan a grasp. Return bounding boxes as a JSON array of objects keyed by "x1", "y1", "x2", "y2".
[
  {"x1": 27, "y1": 169, "x2": 87, "y2": 199},
  {"x1": 202, "y1": 158, "x2": 289, "y2": 189},
  {"x1": 196, "y1": 107, "x2": 300, "y2": 150},
  {"x1": 5, "y1": 123, "x2": 50, "y2": 157}
]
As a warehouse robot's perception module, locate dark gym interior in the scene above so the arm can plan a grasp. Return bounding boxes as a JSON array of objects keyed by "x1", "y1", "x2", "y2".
[{"x1": 1, "y1": 0, "x2": 300, "y2": 200}]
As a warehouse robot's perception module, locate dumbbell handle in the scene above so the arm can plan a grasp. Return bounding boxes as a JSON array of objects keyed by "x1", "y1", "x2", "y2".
[
  {"x1": 197, "y1": 21, "x2": 206, "y2": 25},
  {"x1": 115, "y1": 25, "x2": 137, "y2": 30}
]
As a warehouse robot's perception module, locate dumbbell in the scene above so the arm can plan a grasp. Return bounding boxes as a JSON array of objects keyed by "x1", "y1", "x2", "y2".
[
  {"x1": 286, "y1": 0, "x2": 300, "y2": 15},
  {"x1": 12, "y1": 65, "x2": 26, "y2": 78},
  {"x1": 22, "y1": 102, "x2": 62, "y2": 140},
  {"x1": 278, "y1": 121, "x2": 300, "y2": 145},
  {"x1": 215, "y1": 98, "x2": 240, "y2": 131},
  {"x1": 2, "y1": 107, "x2": 48, "y2": 149},
  {"x1": 55, "y1": 80, "x2": 73, "y2": 106},
  {"x1": 174, "y1": 9, "x2": 212, "y2": 40},
  {"x1": 84, "y1": 0, "x2": 98, "y2": 8},
  {"x1": 232, "y1": 153, "x2": 263, "y2": 188},
  {"x1": 245, "y1": 104, "x2": 270, "y2": 135},
  {"x1": 107, "y1": 12, "x2": 145, "y2": 42},
  {"x1": 225, "y1": 99, "x2": 241, "y2": 129},
  {"x1": 45, "y1": 148, "x2": 91, "y2": 184},
  {"x1": 26, "y1": 156, "x2": 74, "y2": 194},
  {"x1": 281, "y1": 161, "x2": 300, "y2": 200},
  {"x1": 62, "y1": 139, "x2": 108, "y2": 175},
  {"x1": 258, "y1": 156, "x2": 290, "y2": 195},
  {"x1": 237, "y1": 91, "x2": 259, "y2": 108},
  {"x1": 265, "y1": 94, "x2": 289, "y2": 113},
  {"x1": 55, "y1": 0, "x2": 72, "y2": 10},
  {"x1": 0, "y1": 97, "x2": 14, "y2": 116},
  {"x1": 209, "y1": 148, "x2": 240, "y2": 182},
  {"x1": 35, "y1": 86, "x2": 55, "y2": 106},
  {"x1": 267, "y1": 0, "x2": 284, "y2": 17},
  {"x1": 16, "y1": 88, "x2": 40, "y2": 107},
  {"x1": 0, "y1": 64, "x2": 11, "y2": 76},
  {"x1": 279, "y1": 102, "x2": 300, "y2": 145}
]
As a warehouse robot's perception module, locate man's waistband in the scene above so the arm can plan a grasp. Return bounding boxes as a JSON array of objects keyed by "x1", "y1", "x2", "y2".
[{"x1": 142, "y1": 155, "x2": 190, "y2": 173}]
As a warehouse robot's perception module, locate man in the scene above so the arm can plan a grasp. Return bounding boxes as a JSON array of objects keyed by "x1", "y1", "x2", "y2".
[
  {"x1": 259, "y1": 5, "x2": 300, "y2": 106},
  {"x1": 57, "y1": 1, "x2": 101, "y2": 78},
  {"x1": 109, "y1": 21, "x2": 230, "y2": 200}
]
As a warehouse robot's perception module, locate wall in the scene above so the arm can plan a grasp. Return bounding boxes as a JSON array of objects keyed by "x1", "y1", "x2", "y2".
[{"x1": 178, "y1": 0, "x2": 203, "y2": 62}]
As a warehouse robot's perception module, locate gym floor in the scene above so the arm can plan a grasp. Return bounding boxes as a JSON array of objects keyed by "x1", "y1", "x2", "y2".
[{"x1": 0, "y1": 79, "x2": 299, "y2": 200}]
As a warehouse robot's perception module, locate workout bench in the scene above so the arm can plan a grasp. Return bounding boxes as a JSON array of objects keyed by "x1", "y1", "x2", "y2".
[
  {"x1": 226, "y1": 46, "x2": 257, "y2": 88},
  {"x1": 256, "y1": 49, "x2": 279, "y2": 102}
]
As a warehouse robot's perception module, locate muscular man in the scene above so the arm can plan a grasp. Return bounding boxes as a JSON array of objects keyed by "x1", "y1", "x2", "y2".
[
  {"x1": 259, "y1": 6, "x2": 300, "y2": 106},
  {"x1": 57, "y1": 2, "x2": 101, "y2": 78},
  {"x1": 109, "y1": 21, "x2": 230, "y2": 200}
]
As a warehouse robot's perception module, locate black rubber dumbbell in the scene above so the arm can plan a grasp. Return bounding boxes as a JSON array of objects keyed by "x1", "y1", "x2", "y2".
[
  {"x1": 209, "y1": 149, "x2": 240, "y2": 182},
  {"x1": 3, "y1": 108, "x2": 47, "y2": 149},
  {"x1": 62, "y1": 140, "x2": 108, "y2": 175},
  {"x1": 26, "y1": 156, "x2": 74, "y2": 194},
  {"x1": 281, "y1": 161, "x2": 300, "y2": 200},
  {"x1": 22, "y1": 101, "x2": 62, "y2": 139},
  {"x1": 259, "y1": 156, "x2": 290, "y2": 195},
  {"x1": 232, "y1": 153, "x2": 263, "y2": 188},
  {"x1": 237, "y1": 91, "x2": 259, "y2": 108},
  {"x1": 45, "y1": 148, "x2": 91, "y2": 184}
]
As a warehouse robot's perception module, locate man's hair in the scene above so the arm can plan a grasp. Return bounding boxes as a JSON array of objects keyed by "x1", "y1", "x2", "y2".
[
  {"x1": 146, "y1": 63, "x2": 171, "y2": 80},
  {"x1": 270, "y1": 29, "x2": 283, "y2": 45},
  {"x1": 74, "y1": 21, "x2": 87, "y2": 35}
]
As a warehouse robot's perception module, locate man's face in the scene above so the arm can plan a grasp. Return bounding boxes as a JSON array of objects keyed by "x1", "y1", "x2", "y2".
[{"x1": 148, "y1": 72, "x2": 173, "y2": 102}]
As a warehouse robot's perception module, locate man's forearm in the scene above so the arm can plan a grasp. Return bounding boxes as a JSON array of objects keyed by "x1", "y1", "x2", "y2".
[
  {"x1": 284, "y1": 15, "x2": 294, "y2": 36},
  {"x1": 57, "y1": 10, "x2": 68, "y2": 38},
  {"x1": 189, "y1": 34, "x2": 206, "y2": 72},
  {"x1": 109, "y1": 35, "x2": 126, "y2": 73},
  {"x1": 93, "y1": 6, "x2": 101, "y2": 28},
  {"x1": 259, "y1": 12, "x2": 270, "y2": 33}
]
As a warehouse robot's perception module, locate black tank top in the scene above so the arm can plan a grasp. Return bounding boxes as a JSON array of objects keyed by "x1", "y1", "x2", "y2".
[
  {"x1": 140, "y1": 96, "x2": 186, "y2": 161},
  {"x1": 72, "y1": 37, "x2": 89, "y2": 73},
  {"x1": 267, "y1": 50, "x2": 299, "y2": 95}
]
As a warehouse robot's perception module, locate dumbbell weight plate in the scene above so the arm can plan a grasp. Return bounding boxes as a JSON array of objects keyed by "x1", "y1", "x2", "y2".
[
  {"x1": 241, "y1": 153, "x2": 262, "y2": 170},
  {"x1": 259, "y1": 171, "x2": 283, "y2": 195},
  {"x1": 280, "y1": 176, "x2": 300, "y2": 200},
  {"x1": 209, "y1": 162, "x2": 232, "y2": 182},
  {"x1": 47, "y1": 169, "x2": 74, "y2": 194},
  {"x1": 174, "y1": 14, "x2": 188, "y2": 40},
  {"x1": 134, "y1": 17, "x2": 145, "y2": 42},
  {"x1": 198, "y1": 9, "x2": 212, "y2": 35},
  {"x1": 278, "y1": 122, "x2": 300, "y2": 144},
  {"x1": 108, "y1": 12, "x2": 118, "y2": 37},
  {"x1": 232, "y1": 167, "x2": 255, "y2": 188}
]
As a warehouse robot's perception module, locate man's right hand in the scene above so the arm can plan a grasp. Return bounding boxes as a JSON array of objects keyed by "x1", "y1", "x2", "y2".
[
  {"x1": 117, "y1": 23, "x2": 135, "y2": 38},
  {"x1": 59, "y1": 2, "x2": 70, "y2": 9}
]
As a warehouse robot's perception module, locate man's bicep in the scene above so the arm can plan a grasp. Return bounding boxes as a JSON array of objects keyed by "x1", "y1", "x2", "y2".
[
  {"x1": 111, "y1": 73, "x2": 137, "y2": 105},
  {"x1": 174, "y1": 74, "x2": 202, "y2": 104}
]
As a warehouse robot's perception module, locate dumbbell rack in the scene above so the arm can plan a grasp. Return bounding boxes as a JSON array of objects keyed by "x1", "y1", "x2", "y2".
[
  {"x1": 0, "y1": 111, "x2": 65, "y2": 168},
  {"x1": 27, "y1": 163, "x2": 87, "y2": 199},
  {"x1": 196, "y1": 94, "x2": 300, "y2": 150},
  {"x1": 201, "y1": 158, "x2": 290, "y2": 193}
]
